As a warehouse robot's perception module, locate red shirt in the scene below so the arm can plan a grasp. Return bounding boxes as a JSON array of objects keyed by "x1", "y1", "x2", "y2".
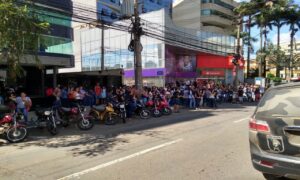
[{"x1": 94, "y1": 86, "x2": 102, "y2": 96}]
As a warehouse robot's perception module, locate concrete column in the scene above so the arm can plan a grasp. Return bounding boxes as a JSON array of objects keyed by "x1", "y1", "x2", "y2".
[
  {"x1": 53, "y1": 67, "x2": 58, "y2": 88},
  {"x1": 41, "y1": 68, "x2": 45, "y2": 96}
]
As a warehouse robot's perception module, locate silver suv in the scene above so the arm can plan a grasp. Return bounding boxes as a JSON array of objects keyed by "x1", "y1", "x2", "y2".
[{"x1": 250, "y1": 83, "x2": 300, "y2": 179}]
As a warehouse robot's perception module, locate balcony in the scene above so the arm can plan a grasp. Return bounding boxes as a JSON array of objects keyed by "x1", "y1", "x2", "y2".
[{"x1": 201, "y1": 15, "x2": 233, "y2": 28}]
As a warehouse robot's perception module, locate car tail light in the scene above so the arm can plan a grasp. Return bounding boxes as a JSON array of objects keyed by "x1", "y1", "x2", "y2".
[
  {"x1": 259, "y1": 160, "x2": 274, "y2": 168},
  {"x1": 249, "y1": 118, "x2": 270, "y2": 133}
]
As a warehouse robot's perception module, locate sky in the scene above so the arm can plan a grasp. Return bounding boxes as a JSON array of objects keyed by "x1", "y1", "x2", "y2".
[{"x1": 236, "y1": 0, "x2": 300, "y2": 59}]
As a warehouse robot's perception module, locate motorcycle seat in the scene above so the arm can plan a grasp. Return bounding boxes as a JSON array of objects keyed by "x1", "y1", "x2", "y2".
[
  {"x1": 61, "y1": 107, "x2": 71, "y2": 112},
  {"x1": 93, "y1": 105, "x2": 106, "y2": 111}
]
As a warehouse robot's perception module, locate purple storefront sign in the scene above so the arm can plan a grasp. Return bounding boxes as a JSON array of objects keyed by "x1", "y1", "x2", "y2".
[
  {"x1": 124, "y1": 68, "x2": 166, "y2": 78},
  {"x1": 167, "y1": 72, "x2": 197, "y2": 78}
]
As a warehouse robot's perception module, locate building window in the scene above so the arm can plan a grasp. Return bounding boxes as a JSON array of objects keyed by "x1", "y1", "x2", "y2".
[
  {"x1": 202, "y1": 0, "x2": 235, "y2": 10},
  {"x1": 201, "y1": 9, "x2": 211, "y2": 15},
  {"x1": 110, "y1": 0, "x2": 116, "y2": 3},
  {"x1": 201, "y1": 9, "x2": 234, "y2": 20}
]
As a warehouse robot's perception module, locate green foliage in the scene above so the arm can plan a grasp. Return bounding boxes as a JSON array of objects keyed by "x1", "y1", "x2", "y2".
[
  {"x1": 267, "y1": 73, "x2": 275, "y2": 79},
  {"x1": 0, "y1": 0, "x2": 49, "y2": 82},
  {"x1": 267, "y1": 73, "x2": 282, "y2": 82}
]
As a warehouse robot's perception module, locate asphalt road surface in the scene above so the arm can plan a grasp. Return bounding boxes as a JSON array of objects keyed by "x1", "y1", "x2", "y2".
[{"x1": 0, "y1": 103, "x2": 264, "y2": 180}]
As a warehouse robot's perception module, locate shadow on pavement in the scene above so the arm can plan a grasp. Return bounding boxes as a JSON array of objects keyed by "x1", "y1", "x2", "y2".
[{"x1": 2, "y1": 103, "x2": 255, "y2": 157}]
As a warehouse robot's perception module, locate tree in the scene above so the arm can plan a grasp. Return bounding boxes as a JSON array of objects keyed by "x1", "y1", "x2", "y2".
[
  {"x1": 284, "y1": 5, "x2": 300, "y2": 78},
  {"x1": 234, "y1": 1, "x2": 258, "y2": 78},
  {"x1": 234, "y1": 0, "x2": 290, "y2": 78},
  {"x1": 269, "y1": 3, "x2": 288, "y2": 50},
  {"x1": 263, "y1": 43, "x2": 287, "y2": 77},
  {"x1": 0, "y1": 0, "x2": 49, "y2": 84}
]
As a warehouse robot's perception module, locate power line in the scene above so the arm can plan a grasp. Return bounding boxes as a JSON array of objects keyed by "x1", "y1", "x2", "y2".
[{"x1": 19, "y1": 1, "x2": 236, "y2": 55}]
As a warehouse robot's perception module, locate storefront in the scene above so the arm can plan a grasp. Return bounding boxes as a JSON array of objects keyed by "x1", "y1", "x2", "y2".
[
  {"x1": 124, "y1": 68, "x2": 166, "y2": 87},
  {"x1": 197, "y1": 53, "x2": 244, "y2": 84}
]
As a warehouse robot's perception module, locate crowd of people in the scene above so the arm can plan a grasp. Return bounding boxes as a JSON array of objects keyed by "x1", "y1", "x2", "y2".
[{"x1": 0, "y1": 80, "x2": 264, "y2": 123}]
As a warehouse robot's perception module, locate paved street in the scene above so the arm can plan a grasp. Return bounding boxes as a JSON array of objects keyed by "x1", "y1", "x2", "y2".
[{"x1": 0, "y1": 103, "x2": 263, "y2": 180}]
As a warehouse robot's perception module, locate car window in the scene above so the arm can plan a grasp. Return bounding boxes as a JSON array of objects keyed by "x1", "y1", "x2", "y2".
[{"x1": 255, "y1": 87, "x2": 300, "y2": 119}]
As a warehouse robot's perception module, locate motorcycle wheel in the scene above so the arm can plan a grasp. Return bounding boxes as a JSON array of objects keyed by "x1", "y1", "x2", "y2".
[
  {"x1": 77, "y1": 117, "x2": 94, "y2": 130},
  {"x1": 139, "y1": 109, "x2": 151, "y2": 119},
  {"x1": 121, "y1": 111, "x2": 126, "y2": 123},
  {"x1": 162, "y1": 107, "x2": 172, "y2": 116},
  {"x1": 47, "y1": 120, "x2": 58, "y2": 136},
  {"x1": 104, "y1": 113, "x2": 117, "y2": 125},
  {"x1": 6, "y1": 126, "x2": 27, "y2": 143},
  {"x1": 152, "y1": 109, "x2": 162, "y2": 118}
]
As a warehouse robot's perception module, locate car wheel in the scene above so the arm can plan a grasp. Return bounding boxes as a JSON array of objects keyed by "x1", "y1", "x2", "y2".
[{"x1": 263, "y1": 173, "x2": 286, "y2": 180}]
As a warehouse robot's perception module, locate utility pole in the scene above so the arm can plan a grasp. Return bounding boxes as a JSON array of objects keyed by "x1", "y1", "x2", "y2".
[
  {"x1": 259, "y1": 27, "x2": 263, "y2": 77},
  {"x1": 233, "y1": 17, "x2": 241, "y2": 88},
  {"x1": 246, "y1": 15, "x2": 251, "y2": 79},
  {"x1": 133, "y1": 0, "x2": 143, "y2": 91},
  {"x1": 101, "y1": 23, "x2": 105, "y2": 71}
]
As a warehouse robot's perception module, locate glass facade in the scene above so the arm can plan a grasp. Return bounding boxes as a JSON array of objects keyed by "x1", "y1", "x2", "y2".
[
  {"x1": 33, "y1": 5, "x2": 73, "y2": 55},
  {"x1": 197, "y1": 31, "x2": 235, "y2": 53},
  {"x1": 39, "y1": 35, "x2": 73, "y2": 55},
  {"x1": 201, "y1": 9, "x2": 234, "y2": 21},
  {"x1": 97, "y1": 0, "x2": 172, "y2": 22},
  {"x1": 81, "y1": 28, "x2": 164, "y2": 71}
]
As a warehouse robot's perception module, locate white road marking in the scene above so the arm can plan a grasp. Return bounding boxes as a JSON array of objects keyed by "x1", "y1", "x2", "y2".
[
  {"x1": 57, "y1": 138, "x2": 183, "y2": 180},
  {"x1": 233, "y1": 117, "x2": 250, "y2": 123}
]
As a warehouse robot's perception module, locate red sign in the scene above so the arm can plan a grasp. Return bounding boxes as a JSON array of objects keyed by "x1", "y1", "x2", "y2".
[
  {"x1": 197, "y1": 53, "x2": 245, "y2": 69},
  {"x1": 202, "y1": 70, "x2": 225, "y2": 76}
]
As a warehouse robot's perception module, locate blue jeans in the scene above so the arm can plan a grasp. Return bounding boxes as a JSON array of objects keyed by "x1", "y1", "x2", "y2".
[
  {"x1": 17, "y1": 108, "x2": 28, "y2": 123},
  {"x1": 189, "y1": 98, "x2": 196, "y2": 109}
]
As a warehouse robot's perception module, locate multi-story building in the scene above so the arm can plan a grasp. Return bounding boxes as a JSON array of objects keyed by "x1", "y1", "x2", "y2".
[
  {"x1": 172, "y1": 0, "x2": 238, "y2": 35},
  {"x1": 0, "y1": 0, "x2": 74, "y2": 96},
  {"x1": 268, "y1": 41, "x2": 300, "y2": 79},
  {"x1": 60, "y1": 0, "x2": 241, "y2": 87}
]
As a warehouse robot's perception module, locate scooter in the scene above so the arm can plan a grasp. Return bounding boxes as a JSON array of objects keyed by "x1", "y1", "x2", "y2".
[{"x1": 0, "y1": 106, "x2": 27, "y2": 143}]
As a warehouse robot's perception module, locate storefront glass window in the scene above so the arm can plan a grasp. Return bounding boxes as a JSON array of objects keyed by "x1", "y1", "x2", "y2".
[{"x1": 39, "y1": 35, "x2": 73, "y2": 55}]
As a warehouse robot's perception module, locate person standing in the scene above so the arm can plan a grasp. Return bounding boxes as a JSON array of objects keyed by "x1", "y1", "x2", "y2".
[
  {"x1": 171, "y1": 89, "x2": 180, "y2": 113},
  {"x1": 94, "y1": 83, "x2": 102, "y2": 105},
  {"x1": 238, "y1": 87, "x2": 244, "y2": 104},
  {"x1": 189, "y1": 87, "x2": 196, "y2": 109},
  {"x1": 16, "y1": 92, "x2": 32, "y2": 124},
  {"x1": 101, "y1": 86, "x2": 107, "y2": 104}
]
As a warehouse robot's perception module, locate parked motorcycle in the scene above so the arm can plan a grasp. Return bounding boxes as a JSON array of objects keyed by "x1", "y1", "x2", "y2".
[
  {"x1": 146, "y1": 100, "x2": 162, "y2": 118},
  {"x1": 29, "y1": 107, "x2": 59, "y2": 135},
  {"x1": 89, "y1": 103, "x2": 118, "y2": 125},
  {"x1": 0, "y1": 106, "x2": 27, "y2": 143},
  {"x1": 157, "y1": 99, "x2": 172, "y2": 116},
  {"x1": 58, "y1": 102, "x2": 94, "y2": 130},
  {"x1": 113, "y1": 102, "x2": 127, "y2": 123},
  {"x1": 135, "y1": 100, "x2": 151, "y2": 119}
]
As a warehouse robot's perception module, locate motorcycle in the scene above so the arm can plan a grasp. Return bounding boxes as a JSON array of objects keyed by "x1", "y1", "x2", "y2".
[
  {"x1": 0, "y1": 106, "x2": 27, "y2": 143},
  {"x1": 157, "y1": 99, "x2": 172, "y2": 116},
  {"x1": 146, "y1": 100, "x2": 162, "y2": 118},
  {"x1": 29, "y1": 107, "x2": 59, "y2": 135},
  {"x1": 135, "y1": 100, "x2": 151, "y2": 119},
  {"x1": 113, "y1": 102, "x2": 127, "y2": 123},
  {"x1": 89, "y1": 103, "x2": 118, "y2": 125},
  {"x1": 58, "y1": 102, "x2": 94, "y2": 130}
]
